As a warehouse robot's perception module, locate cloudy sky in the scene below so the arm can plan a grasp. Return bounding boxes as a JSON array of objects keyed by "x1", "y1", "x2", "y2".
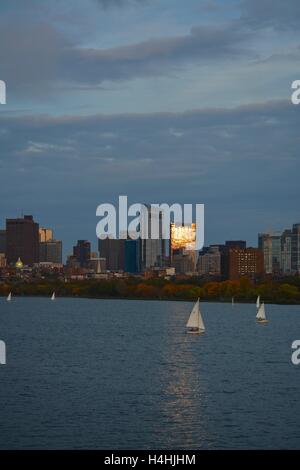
[{"x1": 0, "y1": 0, "x2": 299, "y2": 254}]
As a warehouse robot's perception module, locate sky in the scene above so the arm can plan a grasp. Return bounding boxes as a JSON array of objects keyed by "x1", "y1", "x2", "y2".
[{"x1": 0, "y1": 0, "x2": 299, "y2": 255}]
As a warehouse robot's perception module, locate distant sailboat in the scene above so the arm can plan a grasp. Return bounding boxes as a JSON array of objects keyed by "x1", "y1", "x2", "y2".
[
  {"x1": 186, "y1": 298, "x2": 205, "y2": 334},
  {"x1": 256, "y1": 296, "x2": 260, "y2": 310},
  {"x1": 51, "y1": 292, "x2": 55, "y2": 301},
  {"x1": 256, "y1": 302, "x2": 268, "y2": 324},
  {"x1": 7, "y1": 292, "x2": 12, "y2": 302},
  {"x1": 232, "y1": 297, "x2": 234, "y2": 307}
]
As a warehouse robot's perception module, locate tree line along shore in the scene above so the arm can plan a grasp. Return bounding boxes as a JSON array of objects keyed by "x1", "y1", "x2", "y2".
[{"x1": 1, "y1": 277, "x2": 300, "y2": 304}]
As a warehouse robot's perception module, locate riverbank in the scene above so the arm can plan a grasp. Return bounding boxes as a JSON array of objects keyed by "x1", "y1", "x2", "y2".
[{"x1": 1, "y1": 276, "x2": 300, "y2": 305}]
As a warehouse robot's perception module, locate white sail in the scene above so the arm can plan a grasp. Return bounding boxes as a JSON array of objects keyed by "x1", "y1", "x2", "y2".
[
  {"x1": 198, "y1": 306, "x2": 205, "y2": 331},
  {"x1": 186, "y1": 300, "x2": 199, "y2": 328},
  {"x1": 7, "y1": 292, "x2": 12, "y2": 302},
  {"x1": 256, "y1": 296, "x2": 260, "y2": 309},
  {"x1": 186, "y1": 299, "x2": 205, "y2": 331},
  {"x1": 256, "y1": 302, "x2": 266, "y2": 320},
  {"x1": 51, "y1": 292, "x2": 55, "y2": 300}
]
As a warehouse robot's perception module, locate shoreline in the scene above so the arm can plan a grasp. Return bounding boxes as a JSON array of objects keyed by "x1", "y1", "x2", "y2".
[
  {"x1": 1, "y1": 293, "x2": 300, "y2": 306},
  {"x1": 1, "y1": 276, "x2": 300, "y2": 305}
]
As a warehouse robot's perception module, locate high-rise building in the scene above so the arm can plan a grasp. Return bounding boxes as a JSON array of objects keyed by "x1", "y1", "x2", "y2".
[
  {"x1": 281, "y1": 229, "x2": 293, "y2": 275},
  {"x1": 170, "y1": 223, "x2": 197, "y2": 274},
  {"x1": 227, "y1": 247, "x2": 264, "y2": 280},
  {"x1": 39, "y1": 240, "x2": 62, "y2": 264},
  {"x1": 98, "y1": 238, "x2": 125, "y2": 271},
  {"x1": 138, "y1": 205, "x2": 165, "y2": 271},
  {"x1": 6, "y1": 215, "x2": 39, "y2": 265},
  {"x1": 291, "y1": 224, "x2": 300, "y2": 274},
  {"x1": 258, "y1": 232, "x2": 282, "y2": 275},
  {"x1": 0, "y1": 229, "x2": 6, "y2": 254},
  {"x1": 73, "y1": 240, "x2": 91, "y2": 267},
  {"x1": 125, "y1": 240, "x2": 138, "y2": 273},
  {"x1": 198, "y1": 245, "x2": 222, "y2": 276},
  {"x1": 39, "y1": 228, "x2": 53, "y2": 242}
]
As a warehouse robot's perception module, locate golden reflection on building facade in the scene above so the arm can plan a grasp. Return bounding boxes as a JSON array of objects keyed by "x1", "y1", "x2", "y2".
[
  {"x1": 39, "y1": 228, "x2": 53, "y2": 243},
  {"x1": 170, "y1": 223, "x2": 196, "y2": 251},
  {"x1": 170, "y1": 223, "x2": 197, "y2": 274}
]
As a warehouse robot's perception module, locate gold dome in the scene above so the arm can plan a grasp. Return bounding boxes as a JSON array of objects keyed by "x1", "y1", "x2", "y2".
[{"x1": 15, "y1": 257, "x2": 23, "y2": 268}]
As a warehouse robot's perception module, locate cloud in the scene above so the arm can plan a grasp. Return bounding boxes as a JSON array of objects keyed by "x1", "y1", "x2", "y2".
[
  {"x1": 0, "y1": 99, "x2": 299, "y2": 246},
  {"x1": 0, "y1": 21, "x2": 249, "y2": 97},
  {"x1": 0, "y1": 102, "x2": 300, "y2": 246},
  {"x1": 94, "y1": 0, "x2": 147, "y2": 7},
  {"x1": 0, "y1": 21, "x2": 69, "y2": 94},
  {"x1": 65, "y1": 24, "x2": 249, "y2": 83},
  {"x1": 241, "y1": 0, "x2": 300, "y2": 30},
  {"x1": 0, "y1": 99, "x2": 298, "y2": 188}
]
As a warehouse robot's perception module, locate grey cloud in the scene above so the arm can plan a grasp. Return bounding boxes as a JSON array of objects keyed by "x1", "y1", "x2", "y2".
[
  {"x1": 0, "y1": 21, "x2": 69, "y2": 93},
  {"x1": 0, "y1": 99, "x2": 298, "y2": 247},
  {"x1": 241, "y1": 0, "x2": 300, "y2": 30},
  {"x1": 94, "y1": 0, "x2": 147, "y2": 7},
  {"x1": 0, "y1": 99, "x2": 298, "y2": 186},
  {"x1": 0, "y1": 0, "x2": 299, "y2": 100},
  {"x1": 0, "y1": 22, "x2": 249, "y2": 94}
]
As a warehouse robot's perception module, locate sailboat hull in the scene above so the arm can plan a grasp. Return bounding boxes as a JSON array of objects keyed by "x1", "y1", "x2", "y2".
[
  {"x1": 256, "y1": 319, "x2": 269, "y2": 324},
  {"x1": 187, "y1": 328, "x2": 205, "y2": 334}
]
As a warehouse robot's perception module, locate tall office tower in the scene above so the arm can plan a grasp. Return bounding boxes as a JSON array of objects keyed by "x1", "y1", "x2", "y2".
[
  {"x1": 170, "y1": 223, "x2": 197, "y2": 274},
  {"x1": 258, "y1": 232, "x2": 282, "y2": 275},
  {"x1": 281, "y1": 229, "x2": 293, "y2": 275},
  {"x1": 98, "y1": 238, "x2": 125, "y2": 271},
  {"x1": 227, "y1": 247, "x2": 264, "y2": 281},
  {"x1": 125, "y1": 240, "x2": 138, "y2": 273},
  {"x1": 138, "y1": 205, "x2": 165, "y2": 272},
  {"x1": 291, "y1": 223, "x2": 300, "y2": 274},
  {"x1": 39, "y1": 228, "x2": 53, "y2": 243},
  {"x1": 198, "y1": 245, "x2": 222, "y2": 276},
  {"x1": 0, "y1": 229, "x2": 6, "y2": 253},
  {"x1": 73, "y1": 240, "x2": 91, "y2": 267},
  {"x1": 39, "y1": 240, "x2": 63, "y2": 264},
  {"x1": 6, "y1": 215, "x2": 39, "y2": 265}
]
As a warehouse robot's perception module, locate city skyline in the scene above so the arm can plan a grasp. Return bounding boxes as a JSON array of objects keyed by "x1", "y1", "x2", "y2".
[
  {"x1": 1, "y1": 210, "x2": 299, "y2": 260},
  {"x1": 0, "y1": 213, "x2": 299, "y2": 279}
]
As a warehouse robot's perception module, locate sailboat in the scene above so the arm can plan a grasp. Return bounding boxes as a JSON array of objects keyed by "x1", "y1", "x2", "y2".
[
  {"x1": 256, "y1": 302, "x2": 268, "y2": 324},
  {"x1": 51, "y1": 292, "x2": 55, "y2": 301},
  {"x1": 7, "y1": 292, "x2": 12, "y2": 302},
  {"x1": 186, "y1": 298, "x2": 205, "y2": 334},
  {"x1": 256, "y1": 296, "x2": 260, "y2": 310},
  {"x1": 232, "y1": 297, "x2": 234, "y2": 307}
]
